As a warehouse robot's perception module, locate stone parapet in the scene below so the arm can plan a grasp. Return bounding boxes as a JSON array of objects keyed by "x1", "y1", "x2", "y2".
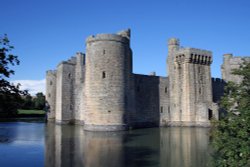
[
  {"x1": 86, "y1": 33, "x2": 129, "y2": 45},
  {"x1": 175, "y1": 48, "x2": 212, "y2": 65}
]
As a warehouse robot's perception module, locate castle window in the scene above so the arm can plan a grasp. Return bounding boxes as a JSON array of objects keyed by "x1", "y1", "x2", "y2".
[
  {"x1": 165, "y1": 87, "x2": 168, "y2": 93},
  {"x1": 199, "y1": 88, "x2": 202, "y2": 94},
  {"x1": 208, "y1": 109, "x2": 213, "y2": 120},
  {"x1": 50, "y1": 81, "x2": 53, "y2": 85},
  {"x1": 103, "y1": 49, "x2": 106, "y2": 55},
  {"x1": 108, "y1": 110, "x2": 111, "y2": 113},
  {"x1": 68, "y1": 73, "x2": 71, "y2": 79},
  {"x1": 102, "y1": 71, "x2": 106, "y2": 78},
  {"x1": 180, "y1": 110, "x2": 182, "y2": 113},
  {"x1": 168, "y1": 106, "x2": 170, "y2": 113},
  {"x1": 160, "y1": 106, "x2": 163, "y2": 113},
  {"x1": 48, "y1": 93, "x2": 51, "y2": 98}
]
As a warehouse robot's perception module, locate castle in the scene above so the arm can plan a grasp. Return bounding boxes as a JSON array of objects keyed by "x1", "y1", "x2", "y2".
[{"x1": 46, "y1": 29, "x2": 249, "y2": 131}]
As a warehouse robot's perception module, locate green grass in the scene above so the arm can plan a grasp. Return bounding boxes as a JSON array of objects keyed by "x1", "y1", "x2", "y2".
[{"x1": 18, "y1": 109, "x2": 45, "y2": 115}]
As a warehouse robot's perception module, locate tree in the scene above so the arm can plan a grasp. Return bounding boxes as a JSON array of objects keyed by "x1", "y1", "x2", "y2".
[
  {"x1": 22, "y1": 94, "x2": 34, "y2": 109},
  {"x1": 0, "y1": 34, "x2": 27, "y2": 116},
  {"x1": 211, "y1": 61, "x2": 250, "y2": 166},
  {"x1": 33, "y1": 92, "x2": 45, "y2": 110}
]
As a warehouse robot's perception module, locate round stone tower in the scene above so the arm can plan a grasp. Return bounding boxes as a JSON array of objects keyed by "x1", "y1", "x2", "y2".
[{"x1": 84, "y1": 29, "x2": 132, "y2": 131}]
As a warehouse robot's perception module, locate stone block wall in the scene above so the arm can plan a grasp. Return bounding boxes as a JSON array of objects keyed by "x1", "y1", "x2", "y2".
[
  {"x1": 131, "y1": 74, "x2": 170, "y2": 128},
  {"x1": 132, "y1": 74, "x2": 160, "y2": 127},
  {"x1": 74, "y1": 53, "x2": 85, "y2": 124}
]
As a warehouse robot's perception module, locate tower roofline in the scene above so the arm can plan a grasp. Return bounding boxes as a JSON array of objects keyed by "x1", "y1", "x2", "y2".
[{"x1": 86, "y1": 29, "x2": 130, "y2": 44}]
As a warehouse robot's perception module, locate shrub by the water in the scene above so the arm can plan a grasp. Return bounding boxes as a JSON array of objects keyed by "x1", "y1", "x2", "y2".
[{"x1": 211, "y1": 62, "x2": 250, "y2": 166}]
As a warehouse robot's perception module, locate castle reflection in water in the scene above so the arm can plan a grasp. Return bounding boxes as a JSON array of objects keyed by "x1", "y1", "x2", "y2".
[{"x1": 45, "y1": 124, "x2": 211, "y2": 167}]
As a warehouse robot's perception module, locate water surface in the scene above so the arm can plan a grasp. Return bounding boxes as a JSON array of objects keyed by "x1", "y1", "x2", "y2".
[{"x1": 0, "y1": 121, "x2": 212, "y2": 167}]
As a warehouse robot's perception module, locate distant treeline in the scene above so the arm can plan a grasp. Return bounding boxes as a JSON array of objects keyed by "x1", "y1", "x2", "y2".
[{"x1": 21, "y1": 92, "x2": 46, "y2": 110}]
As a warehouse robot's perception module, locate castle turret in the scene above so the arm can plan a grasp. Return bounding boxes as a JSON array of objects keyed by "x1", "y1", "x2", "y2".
[
  {"x1": 168, "y1": 38, "x2": 216, "y2": 126},
  {"x1": 55, "y1": 58, "x2": 76, "y2": 124},
  {"x1": 167, "y1": 38, "x2": 180, "y2": 76},
  {"x1": 84, "y1": 29, "x2": 132, "y2": 131},
  {"x1": 167, "y1": 38, "x2": 180, "y2": 123},
  {"x1": 46, "y1": 70, "x2": 57, "y2": 120},
  {"x1": 221, "y1": 53, "x2": 232, "y2": 82}
]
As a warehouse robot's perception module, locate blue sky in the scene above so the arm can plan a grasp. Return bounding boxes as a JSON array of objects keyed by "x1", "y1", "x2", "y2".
[{"x1": 1, "y1": 0, "x2": 250, "y2": 94}]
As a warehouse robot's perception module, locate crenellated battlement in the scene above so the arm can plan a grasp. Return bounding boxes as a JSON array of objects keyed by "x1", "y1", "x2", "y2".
[{"x1": 175, "y1": 48, "x2": 212, "y2": 65}]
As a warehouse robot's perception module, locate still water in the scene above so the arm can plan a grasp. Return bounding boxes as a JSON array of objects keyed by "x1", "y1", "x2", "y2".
[{"x1": 0, "y1": 120, "x2": 212, "y2": 167}]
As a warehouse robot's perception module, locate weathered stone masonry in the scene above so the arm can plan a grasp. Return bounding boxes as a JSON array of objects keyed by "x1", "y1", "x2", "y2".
[{"x1": 46, "y1": 29, "x2": 248, "y2": 131}]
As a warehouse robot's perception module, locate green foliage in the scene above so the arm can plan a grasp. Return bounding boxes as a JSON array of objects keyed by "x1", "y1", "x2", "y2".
[
  {"x1": 21, "y1": 93, "x2": 45, "y2": 110},
  {"x1": 0, "y1": 34, "x2": 28, "y2": 116},
  {"x1": 33, "y1": 92, "x2": 46, "y2": 110},
  {"x1": 211, "y1": 62, "x2": 250, "y2": 166},
  {"x1": 22, "y1": 94, "x2": 34, "y2": 109},
  {"x1": 21, "y1": 92, "x2": 46, "y2": 110}
]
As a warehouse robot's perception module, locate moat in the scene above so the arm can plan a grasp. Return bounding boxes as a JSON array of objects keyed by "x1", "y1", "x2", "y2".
[{"x1": 0, "y1": 120, "x2": 212, "y2": 167}]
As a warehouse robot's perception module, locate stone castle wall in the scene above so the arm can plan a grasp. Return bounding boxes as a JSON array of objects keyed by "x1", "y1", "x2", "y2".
[
  {"x1": 46, "y1": 29, "x2": 247, "y2": 131},
  {"x1": 131, "y1": 74, "x2": 169, "y2": 128}
]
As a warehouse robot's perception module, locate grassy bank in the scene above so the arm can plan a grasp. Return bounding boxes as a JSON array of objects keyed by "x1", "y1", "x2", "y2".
[
  {"x1": 18, "y1": 109, "x2": 45, "y2": 115},
  {"x1": 0, "y1": 109, "x2": 46, "y2": 120}
]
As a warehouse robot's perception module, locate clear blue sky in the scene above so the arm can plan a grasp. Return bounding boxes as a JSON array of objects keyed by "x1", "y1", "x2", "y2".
[{"x1": 2, "y1": 0, "x2": 250, "y2": 81}]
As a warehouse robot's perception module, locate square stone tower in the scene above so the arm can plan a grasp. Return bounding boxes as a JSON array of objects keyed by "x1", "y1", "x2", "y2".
[{"x1": 167, "y1": 39, "x2": 218, "y2": 126}]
